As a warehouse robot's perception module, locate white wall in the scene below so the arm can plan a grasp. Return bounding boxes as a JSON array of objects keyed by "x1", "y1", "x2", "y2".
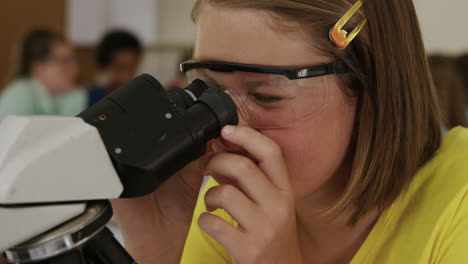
[
  {"x1": 158, "y1": 0, "x2": 197, "y2": 44},
  {"x1": 67, "y1": 0, "x2": 158, "y2": 46},
  {"x1": 414, "y1": 0, "x2": 468, "y2": 54},
  {"x1": 139, "y1": 0, "x2": 197, "y2": 86}
]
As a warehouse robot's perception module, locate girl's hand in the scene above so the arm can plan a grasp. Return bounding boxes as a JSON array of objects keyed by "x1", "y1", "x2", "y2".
[{"x1": 200, "y1": 125, "x2": 303, "y2": 264}]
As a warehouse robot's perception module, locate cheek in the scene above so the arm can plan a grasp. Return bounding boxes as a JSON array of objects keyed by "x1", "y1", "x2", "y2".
[
  {"x1": 41, "y1": 67, "x2": 61, "y2": 84},
  {"x1": 67, "y1": 64, "x2": 79, "y2": 78},
  {"x1": 52, "y1": 68, "x2": 76, "y2": 89},
  {"x1": 56, "y1": 68, "x2": 74, "y2": 83},
  {"x1": 47, "y1": 66, "x2": 64, "y2": 78},
  {"x1": 261, "y1": 88, "x2": 357, "y2": 198}
]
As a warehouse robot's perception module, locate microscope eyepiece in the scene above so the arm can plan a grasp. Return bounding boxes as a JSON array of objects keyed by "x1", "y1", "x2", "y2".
[
  {"x1": 167, "y1": 79, "x2": 209, "y2": 109},
  {"x1": 78, "y1": 74, "x2": 238, "y2": 197}
]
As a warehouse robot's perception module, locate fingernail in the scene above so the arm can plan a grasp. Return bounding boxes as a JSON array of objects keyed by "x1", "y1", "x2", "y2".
[{"x1": 222, "y1": 125, "x2": 234, "y2": 135}]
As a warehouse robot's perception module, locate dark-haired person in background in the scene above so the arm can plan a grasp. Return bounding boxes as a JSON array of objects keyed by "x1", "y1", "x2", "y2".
[
  {"x1": 0, "y1": 28, "x2": 85, "y2": 120},
  {"x1": 87, "y1": 30, "x2": 142, "y2": 106}
]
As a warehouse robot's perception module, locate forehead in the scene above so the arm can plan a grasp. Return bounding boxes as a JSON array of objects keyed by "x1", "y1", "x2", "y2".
[
  {"x1": 194, "y1": 4, "x2": 328, "y2": 67},
  {"x1": 112, "y1": 49, "x2": 139, "y2": 62},
  {"x1": 51, "y1": 42, "x2": 72, "y2": 55}
]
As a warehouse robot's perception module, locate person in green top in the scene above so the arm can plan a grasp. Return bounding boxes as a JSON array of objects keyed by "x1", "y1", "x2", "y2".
[{"x1": 0, "y1": 28, "x2": 86, "y2": 120}]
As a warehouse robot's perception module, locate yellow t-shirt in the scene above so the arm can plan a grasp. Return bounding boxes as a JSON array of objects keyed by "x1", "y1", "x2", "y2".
[{"x1": 181, "y1": 127, "x2": 468, "y2": 264}]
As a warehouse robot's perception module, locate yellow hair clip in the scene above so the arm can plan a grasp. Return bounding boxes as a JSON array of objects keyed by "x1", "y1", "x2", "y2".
[{"x1": 329, "y1": 0, "x2": 367, "y2": 49}]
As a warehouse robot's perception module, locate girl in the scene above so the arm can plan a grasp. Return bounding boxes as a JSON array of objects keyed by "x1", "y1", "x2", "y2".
[{"x1": 112, "y1": 1, "x2": 468, "y2": 263}]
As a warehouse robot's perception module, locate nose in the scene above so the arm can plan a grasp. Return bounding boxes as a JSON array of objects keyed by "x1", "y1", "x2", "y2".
[{"x1": 237, "y1": 109, "x2": 249, "y2": 127}]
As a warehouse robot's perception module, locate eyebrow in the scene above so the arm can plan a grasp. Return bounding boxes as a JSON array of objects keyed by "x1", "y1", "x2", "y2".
[{"x1": 196, "y1": 70, "x2": 223, "y2": 88}]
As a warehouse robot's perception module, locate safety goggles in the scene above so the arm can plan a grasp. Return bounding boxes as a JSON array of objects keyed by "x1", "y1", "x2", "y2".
[{"x1": 180, "y1": 60, "x2": 349, "y2": 129}]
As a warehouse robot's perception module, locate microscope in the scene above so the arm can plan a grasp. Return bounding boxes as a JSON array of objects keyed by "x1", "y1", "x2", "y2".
[{"x1": 0, "y1": 74, "x2": 238, "y2": 263}]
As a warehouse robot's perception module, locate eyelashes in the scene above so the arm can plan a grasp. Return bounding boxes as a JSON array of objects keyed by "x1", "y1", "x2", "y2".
[{"x1": 252, "y1": 93, "x2": 282, "y2": 103}]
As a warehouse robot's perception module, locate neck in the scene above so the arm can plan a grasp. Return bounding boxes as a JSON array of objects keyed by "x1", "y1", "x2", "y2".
[
  {"x1": 294, "y1": 161, "x2": 379, "y2": 263},
  {"x1": 296, "y1": 203, "x2": 378, "y2": 263}
]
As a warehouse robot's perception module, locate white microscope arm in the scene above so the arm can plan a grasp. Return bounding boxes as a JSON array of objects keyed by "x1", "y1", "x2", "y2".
[
  {"x1": 0, "y1": 115, "x2": 123, "y2": 251},
  {"x1": 0, "y1": 74, "x2": 238, "y2": 262}
]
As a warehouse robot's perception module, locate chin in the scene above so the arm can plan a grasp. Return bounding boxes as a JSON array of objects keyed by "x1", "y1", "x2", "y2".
[
  {"x1": 289, "y1": 169, "x2": 338, "y2": 202},
  {"x1": 290, "y1": 179, "x2": 319, "y2": 200}
]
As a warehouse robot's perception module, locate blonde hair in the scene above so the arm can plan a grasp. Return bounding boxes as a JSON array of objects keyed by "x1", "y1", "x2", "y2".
[{"x1": 192, "y1": 0, "x2": 442, "y2": 224}]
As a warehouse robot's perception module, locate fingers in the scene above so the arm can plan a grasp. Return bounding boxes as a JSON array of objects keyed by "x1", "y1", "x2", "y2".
[
  {"x1": 198, "y1": 126, "x2": 298, "y2": 263},
  {"x1": 221, "y1": 125, "x2": 291, "y2": 190},
  {"x1": 198, "y1": 212, "x2": 244, "y2": 255},
  {"x1": 204, "y1": 184, "x2": 259, "y2": 230},
  {"x1": 204, "y1": 152, "x2": 277, "y2": 205}
]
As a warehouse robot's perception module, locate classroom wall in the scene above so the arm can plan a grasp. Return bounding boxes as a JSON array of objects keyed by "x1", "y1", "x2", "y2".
[{"x1": 0, "y1": 1, "x2": 66, "y2": 88}]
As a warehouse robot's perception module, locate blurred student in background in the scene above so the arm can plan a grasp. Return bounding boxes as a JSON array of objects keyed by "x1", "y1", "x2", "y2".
[
  {"x1": 0, "y1": 28, "x2": 86, "y2": 120},
  {"x1": 429, "y1": 55, "x2": 467, "y2": 131},
  {"x1": 87, "y1": 30, "x2": 142, "y2": 106}
]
